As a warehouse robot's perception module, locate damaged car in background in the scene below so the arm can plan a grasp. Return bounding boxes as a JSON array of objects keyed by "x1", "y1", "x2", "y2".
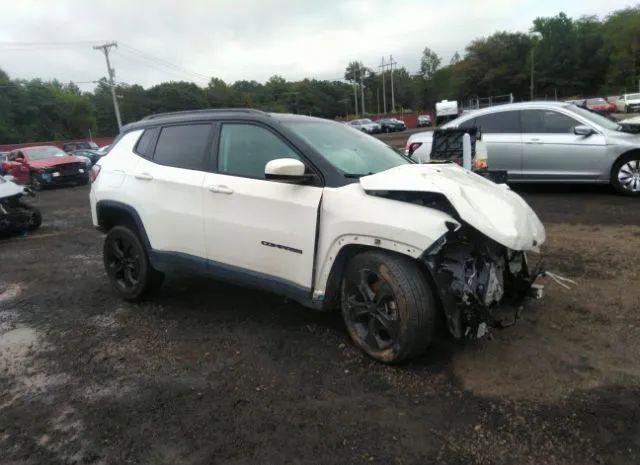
[
  {"x1": 91, "y1": 109, "x2": 546, "y2": 363},
  {"x1": 0, "y1": 174, "x2": 41, "y2": 236}
]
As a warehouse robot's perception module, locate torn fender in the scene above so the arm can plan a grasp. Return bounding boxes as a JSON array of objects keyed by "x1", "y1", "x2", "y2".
[{"x1": 359, "y1": 164, "x2": 546, "y2": 252}]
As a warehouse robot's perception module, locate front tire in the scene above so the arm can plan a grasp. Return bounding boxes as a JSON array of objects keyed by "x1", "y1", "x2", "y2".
[
  {"x1": 341, "y1": 250, "x2": 437, "y2": 363},
  {"x1": 612, "y1": 154, "x2": 640, "y2": 196},
  {"x1": 30, "y1": 173, "x2": 43, "y2": 191},
  {"x1": 103, "y1": 226, "x2": 164, "y2": 301}
]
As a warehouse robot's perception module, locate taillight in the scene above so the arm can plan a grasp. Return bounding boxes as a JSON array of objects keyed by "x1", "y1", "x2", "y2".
[
  {"x1": 474, "y1": 159, "x2": 488, "y2": 170},
  {"x1": 89, "y1": 164, "x2": 101, "y2": 182},
  {"x1": 408, "y1": 142, "x2": 423, "y2": 157}
]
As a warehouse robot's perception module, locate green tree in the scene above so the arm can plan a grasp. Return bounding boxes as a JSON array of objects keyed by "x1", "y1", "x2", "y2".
[{"x1": 420, "y1": 47, "x2": 441, "y2": 80}]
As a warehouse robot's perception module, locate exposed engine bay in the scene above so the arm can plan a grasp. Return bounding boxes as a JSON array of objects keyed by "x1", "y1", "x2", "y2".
[{"x1": 422, "y1": 225, "x2": 540, "y2": 339}]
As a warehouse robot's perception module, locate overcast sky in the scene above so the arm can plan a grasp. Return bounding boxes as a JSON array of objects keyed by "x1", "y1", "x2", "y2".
[{"x1": 0, "y1": 0, "x2": 635, "y2": 89}]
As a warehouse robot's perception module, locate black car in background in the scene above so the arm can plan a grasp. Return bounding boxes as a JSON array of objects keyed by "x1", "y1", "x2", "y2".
[
  {"x1": 0, "y1": 152, "x2": 7, "y2": 174},
  {"x1": 63, "y1": 141, "x2": 99, "y2": 153},
  {"x1": 71, "y1": 149, "x2": 103, "y2": 166},
  {"x1": 377, "y1": 118, "x2": 406, "y2": 133}
]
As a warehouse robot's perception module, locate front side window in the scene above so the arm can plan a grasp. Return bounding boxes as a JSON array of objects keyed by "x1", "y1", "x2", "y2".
[
  {"x1": 217, "y1": 123, "x2": 301, "y2": 179},
  {"x1": 521, "y1": 110, "x2": 579, "y2": 134},
  {"x1": 153, "y1": 124, "x2": 211, "y2": 170},
  {"x1": 474, "y1": 111, "x2": 521, "y2": 133},
  {"x1": 284, "y1": 120, "x2": 410, "y2": 177},
  {"x1": 458, "y1": 117, "x2": 477, "y2": 129}
]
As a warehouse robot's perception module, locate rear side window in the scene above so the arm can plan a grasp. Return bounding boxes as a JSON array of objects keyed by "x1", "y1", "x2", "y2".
[
  {"x1": 521, "y1": 110, "x2": 578, "y2": 134},
  {"x1": 135, "y1": 128, "x2": 159, "y2": 158},
  {"x1": 153, "y1": 124, "x2": 211, "y2": 170},
  {"x1": 474, "y1": 111, "x2": 521, "y2": 133},
  {"x1": 458, "y1": 117, "x2": 477, "y2": 129}
]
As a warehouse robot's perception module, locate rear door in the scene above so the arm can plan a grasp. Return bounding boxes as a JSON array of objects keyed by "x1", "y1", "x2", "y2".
[
  {"x1": 521, "y1": 109, "x2": 606, "y2": 181},
  {"x1": 465, "y1": 110, "x2": 523, "y2": 179},
  {"x1": 202, "y1": 122, "x2": 323, "y2": 291},
  {"x1": 131, "y1": 123, "x2": 212, "y2": 260}
]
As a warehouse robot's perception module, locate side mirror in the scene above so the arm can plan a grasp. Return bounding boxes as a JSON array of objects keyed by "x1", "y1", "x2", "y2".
[
  {"x1": 265, "y1": 158, "x2": 313, "y2": 183},
  {"x1": 574, "y1": 125, "x2": 594, "y2": 136},
  {"x1": 15, "y1": 156, "x2": 24, "y2": 163}
]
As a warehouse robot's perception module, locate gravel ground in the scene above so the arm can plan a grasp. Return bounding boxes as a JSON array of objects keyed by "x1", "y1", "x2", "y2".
[{"x1": 0, "y1": 183, "x2": 639, "y2": 465}]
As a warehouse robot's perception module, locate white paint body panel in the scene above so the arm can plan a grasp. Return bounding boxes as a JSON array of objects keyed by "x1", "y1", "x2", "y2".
[
  {"x1": 359, "y1": 164, "x2": 546, "y2": 252},
  {"x1": 0, "y1": 175, "x2": 25, "y2": 198},
  {"x1": 313, "y1": 182, "x2": 455, "y2": 296}
]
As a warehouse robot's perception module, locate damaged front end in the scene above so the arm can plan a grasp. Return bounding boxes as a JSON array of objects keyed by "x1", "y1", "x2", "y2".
[{"x1": 421, "y1": 225, "x2": 541, "y2": 340}]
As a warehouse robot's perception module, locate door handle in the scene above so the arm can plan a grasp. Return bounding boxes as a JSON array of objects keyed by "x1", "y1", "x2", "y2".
[
  {"x1": 525, "y1": 138, "x2": 542, "y2": 144},
  {"x1": 134, "y1": 172, "x2": 154, "y2": 181},
  {"x1": 208, "y1": 185, "x2": 234, "y2": 195}
]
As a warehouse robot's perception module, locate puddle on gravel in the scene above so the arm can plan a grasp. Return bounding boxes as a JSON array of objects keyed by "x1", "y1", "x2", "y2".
[{"x1": 0, "y1": 283, "x2": 24, "y2": 303}]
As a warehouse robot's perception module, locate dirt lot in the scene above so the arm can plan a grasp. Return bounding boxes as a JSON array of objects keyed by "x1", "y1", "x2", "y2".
[{"x1": 1, "y1": 183, "x2": 639, "y2": 465}]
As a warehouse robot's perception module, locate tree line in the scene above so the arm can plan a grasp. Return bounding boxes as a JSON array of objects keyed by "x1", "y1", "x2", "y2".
[{"x1": 0, "y1": 6, "x2": 638, "y2": 143}]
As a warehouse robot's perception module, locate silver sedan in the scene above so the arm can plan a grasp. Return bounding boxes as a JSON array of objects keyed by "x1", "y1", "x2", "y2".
[{"x1": 407, "y1": 102, "x2": 640, "y2": 195}]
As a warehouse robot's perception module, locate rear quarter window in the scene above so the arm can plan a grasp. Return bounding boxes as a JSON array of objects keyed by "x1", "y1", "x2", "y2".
[
  {"x1": 152, "y1": 124, "x2": 212, "y2": 170},
  {"x1": 134, "y1": 127, "x2": 160, "y2": 158}
]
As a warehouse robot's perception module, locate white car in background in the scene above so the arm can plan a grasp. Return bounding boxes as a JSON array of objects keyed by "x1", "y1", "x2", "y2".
[
  {"x1": 616, "y1": 93, "x2": 640, "y2": 113},
  {"x1": 405, "y1": 101, "x2": 640, "y2": 195},
  {"x1": 348, "y1": 118, "x2": 382, "y2": 134}
]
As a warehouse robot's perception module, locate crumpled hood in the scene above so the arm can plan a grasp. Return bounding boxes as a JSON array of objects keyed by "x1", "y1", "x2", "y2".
[
  {"x1": 29, "y1": 156, "x2": 83, "y2": 169},
  {"x1": 360, "y1": 164, "x2": 546, "y2": 251}
]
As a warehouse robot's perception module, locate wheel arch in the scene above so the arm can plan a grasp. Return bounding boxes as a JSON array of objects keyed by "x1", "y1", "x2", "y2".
[
  {"x1": 610, "y1": 149, "x2": 640, "y2": 180},
  {"x1": 96, "y1": 200, "x2": 152, "y2": 252},
  {"x1": 317, "y1": 239, "x2": 442, "y2": 315}
]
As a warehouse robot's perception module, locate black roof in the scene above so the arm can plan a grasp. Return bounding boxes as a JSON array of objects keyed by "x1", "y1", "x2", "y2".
[{"x1": 122, "y1": 108, "x2": 325, "y2": 132}]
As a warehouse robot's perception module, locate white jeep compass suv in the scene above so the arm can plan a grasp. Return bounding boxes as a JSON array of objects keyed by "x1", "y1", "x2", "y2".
[{"x1": 90, "y1": 109, "x2": 545, "y2": 363}]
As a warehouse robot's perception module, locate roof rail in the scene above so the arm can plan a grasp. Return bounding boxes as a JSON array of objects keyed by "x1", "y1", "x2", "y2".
[{"x1": 142, "y1": 108, "x2": 268, "y2": 120}]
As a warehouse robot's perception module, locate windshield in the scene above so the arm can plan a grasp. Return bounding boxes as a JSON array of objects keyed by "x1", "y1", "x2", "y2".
[
  {"x1": 587, "y1": 98, "x2": 606, "y2": 104},
  {"x1": 567, "y1": 105, "x2": 621, "y2": 131},
  {"x1": 285, "y1": 120, "x2": 411, "y2": 176},
  {"x1": 626, "y1": 93, "x2": 640, "y2": 100},
  {"x1": 360, "y1": 119, "x2": 373, "y2": 124},
  {"x1": 26, "y1": 147, "x2": 68, "y2": 160}
]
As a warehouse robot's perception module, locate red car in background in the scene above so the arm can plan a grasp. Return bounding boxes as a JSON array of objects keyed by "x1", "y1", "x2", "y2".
[
  {"x1": 585, "y1": 97, "x2": 616, "y2": 113},
  {"x1": 1, "y1": 146, "x2": 89, "y2": 189}
]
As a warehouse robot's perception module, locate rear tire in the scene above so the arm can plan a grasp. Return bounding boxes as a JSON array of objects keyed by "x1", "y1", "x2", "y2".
[
  {"x1": 340, "y1": 250, "x2": 437, "y2": 363},
  {"x1": 611, "y1": 153, "x2": 640, "y2": 196},
  {"x1": 103, "y1": 226, "x2": 164, "y2": 301},
  {"x1": 30, "y1": 173, "x2": 43, "y2": 191}
]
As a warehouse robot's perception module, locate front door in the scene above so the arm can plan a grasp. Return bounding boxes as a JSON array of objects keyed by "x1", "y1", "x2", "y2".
[
  {"x1": 203, "y1": 122, "x2": 323, "y2": 291},
  {"x1": 521, "y1": 109, "x2": 607, "y2": 181},
  {"x1": 3, "y1": 151, "x2": 31, "y2": 184}
]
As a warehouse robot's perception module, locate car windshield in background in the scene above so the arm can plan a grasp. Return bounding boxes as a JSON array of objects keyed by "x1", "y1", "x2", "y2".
[
  {"x1": 588, "y1": 98, "x2": 606, "y2": 104},
  {"x1": 568, "y1": 104, "x2": 621, "y2": 131},
  {"x1": 360, "y1": 119, "x2": 373, "y2": 124},
  {"x1": 627, "y1": 93, "x2": 640, "y2": 100},
  {"x1": 285, "y1": 121, "x2": 411, "y2": 176},
  {"x1": 27, "y1": 147, "x2": 67, "y2": 160}
]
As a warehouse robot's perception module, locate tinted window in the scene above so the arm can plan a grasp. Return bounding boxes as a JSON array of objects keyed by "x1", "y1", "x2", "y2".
[
  {"x1": 135, "y1": 127, "x2": 159, "y2": 158},
  {"x1": 458, "y1": 117, "x2": 477, "y2": 129},
  {"x1": 474, "y1": 111, "x2": 521, "y2": 133},
  {"x1": 218, "y1": 124, "x2": 301, "y2": 179},
  {"x1": 522, "y1": 110, "x2": 579, "y2": 134},
  {"x1": 153, "y1": 124, "x2": 211, "y2": 170}
]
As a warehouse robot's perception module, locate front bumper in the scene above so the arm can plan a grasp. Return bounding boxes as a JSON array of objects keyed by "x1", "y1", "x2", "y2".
[
  {"x1": 36, "y1": 167, "x2": 88, "y2": 186},
  {"x1": 421, "y1": 227, "x2": 541, "y2": 339}
]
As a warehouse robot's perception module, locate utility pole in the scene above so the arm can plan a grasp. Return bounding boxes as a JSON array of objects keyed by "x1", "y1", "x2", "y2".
[
  {"x1": 379, "y1": 57, "x2": 387, "y2": 114},
  {"x1": 376, "y1": 88, "x2": 380, "y2": 115},
  {"x1": 353, "y1": 82, "x2": 358, "y2": 118},
  {"x1": 530, "y1": 47, "x2": 535, "y2": 101},
  {"x1": 93, "y1": 42, "x2": 122, "y2": 130},
  {"x1": 389, "y1": 54, "x2": 397, "y2": 113},
  {"x1": 359, "y1": 62, "x2": 365, "y2": 116}
]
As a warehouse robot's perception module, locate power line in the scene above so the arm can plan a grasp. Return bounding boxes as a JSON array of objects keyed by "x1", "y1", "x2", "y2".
[
  {"x1": 119, "y1": 43, "x2": 212, "y2": 82},
  {"x1": 114, "y1": 50, "x2": 210, "y2": 85}
]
